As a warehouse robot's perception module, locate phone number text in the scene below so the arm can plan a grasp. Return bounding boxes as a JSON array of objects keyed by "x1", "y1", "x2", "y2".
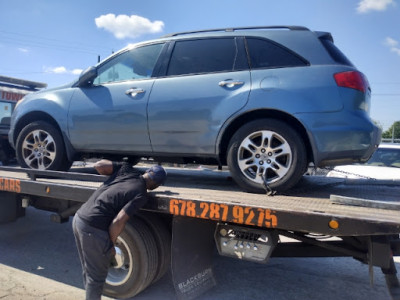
[{"x1": 169, "y1": 199, "x2": 278, "y2": 228}]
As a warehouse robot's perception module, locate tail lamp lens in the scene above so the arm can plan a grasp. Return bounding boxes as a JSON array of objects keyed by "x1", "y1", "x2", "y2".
[{"x1": 334, "y1": 71, "x2": 369, "y2": 93}]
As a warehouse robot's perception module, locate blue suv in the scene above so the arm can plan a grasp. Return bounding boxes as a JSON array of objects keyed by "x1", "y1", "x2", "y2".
[{"x1": 9, "y1": 26, "x2": 381, "y2": 193}]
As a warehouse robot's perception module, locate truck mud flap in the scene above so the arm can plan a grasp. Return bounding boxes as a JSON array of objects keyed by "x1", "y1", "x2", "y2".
[
  {"x1": 171, "y1": 216, "x2": 216, "y2": 300},
  {"x1": 0, "y1": 192, "x2": 24, "y2": 223}
]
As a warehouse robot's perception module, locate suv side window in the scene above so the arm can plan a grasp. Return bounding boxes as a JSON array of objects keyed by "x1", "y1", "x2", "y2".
[
  {"x1": 319, "y1": 38, "x2": 354, "y2": 66},
  {"x1": 167, "y1": 38, "x2": 241, "y2": 76},
  {"x1": 246, "y1": 38, "x2": 308, "y2": 69},
  {"x1": 94, "y1": 43, "x2": 164, "y2": 85}
]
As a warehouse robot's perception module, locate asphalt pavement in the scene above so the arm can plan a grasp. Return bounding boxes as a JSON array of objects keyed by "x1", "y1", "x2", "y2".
[{"x1": 0, "y1": 207, "x2": 398, "y2": 300}]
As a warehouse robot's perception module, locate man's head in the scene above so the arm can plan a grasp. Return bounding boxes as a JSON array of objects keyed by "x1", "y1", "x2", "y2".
[{"x1": 143, "y1": 165, "x2": 167, "y2": 190}]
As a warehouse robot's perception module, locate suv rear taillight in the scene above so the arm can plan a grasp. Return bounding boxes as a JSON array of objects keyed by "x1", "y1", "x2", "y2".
[{"x1": 334, "y1": 71, "x2": 369, "y2": 93}]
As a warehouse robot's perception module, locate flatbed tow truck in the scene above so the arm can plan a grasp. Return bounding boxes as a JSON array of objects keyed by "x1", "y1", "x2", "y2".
[{"x1": 0, "y1": 164, "x2": 399, "y2": 300}]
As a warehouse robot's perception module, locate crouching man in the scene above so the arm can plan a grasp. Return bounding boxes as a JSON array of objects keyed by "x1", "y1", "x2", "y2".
[{"x1": 73, "y1": 160, "x2": 166, "y2": 300}]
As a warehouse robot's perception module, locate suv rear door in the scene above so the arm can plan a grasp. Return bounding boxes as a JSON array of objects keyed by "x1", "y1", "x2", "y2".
[{"x1": 147, "y1": 37, "x2": 250, "y2": 155}]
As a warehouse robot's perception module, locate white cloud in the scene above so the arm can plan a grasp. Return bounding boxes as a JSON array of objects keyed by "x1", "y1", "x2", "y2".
[
  {"x1": 384, "y1": 37, "x2": 400, "y2": 56},
  {"x1": 385, "y1": 37, "x2": 398, "y2": 47},
  {"x1": 72, "y1": 69, "x2": 83, "y2": 75},
  {"x1": 392, "y1": 48, "x2": 400, "y2": 55},
  {"x1": 18, "y1": 48, "x2": 29, "y2": 53},
  {"x1": 357, "y1": 0, "x2": 396, "y2": 13},
  {"x1": 44, "y1": 66, "x2": 83, "y2": 75},
  {"x1": 48, "y1": 66, "x2": 67, "y2": 74},
  {"x1": 95, "y1": 14, "x2": 164, "y2": 39}
]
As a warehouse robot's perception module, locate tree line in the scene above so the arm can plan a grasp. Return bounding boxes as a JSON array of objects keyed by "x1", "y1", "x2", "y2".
[{"x1": 381, "y1": 121, "x2": 400, "y2": 141}]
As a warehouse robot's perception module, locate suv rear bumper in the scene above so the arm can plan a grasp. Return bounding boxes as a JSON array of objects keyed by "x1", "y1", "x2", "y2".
[{"x1": 300, "y1": 112, "x2": 382, "y2": 167}]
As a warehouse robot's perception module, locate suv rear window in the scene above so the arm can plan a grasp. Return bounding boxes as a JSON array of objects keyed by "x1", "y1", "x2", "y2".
[
  {"x1": 320, "y1": 38, "x2": 354, "y2": 66},
  {"x1": 246, "y1": 38, "x2": 308, "y2": 69},
  {"x1": 167, "y1": 38, "x2": 238, "y2": 76}
]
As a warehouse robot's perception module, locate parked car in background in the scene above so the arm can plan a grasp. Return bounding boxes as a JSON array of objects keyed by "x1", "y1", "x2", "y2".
[
  {"x1": 327, "y1": 144, "x2": 400, "y2": 180},
  {"x1": 9, "y1": 26, "x2": 380, "y2": 193}
]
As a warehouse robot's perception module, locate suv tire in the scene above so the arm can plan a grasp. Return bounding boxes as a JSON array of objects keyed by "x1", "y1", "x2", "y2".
[
  {"x1": 16, "y1": 121, "x2": 70, "y2": 171},
  {"x1": 227, "y1": 119, "x2": 307, "y2": 193}
]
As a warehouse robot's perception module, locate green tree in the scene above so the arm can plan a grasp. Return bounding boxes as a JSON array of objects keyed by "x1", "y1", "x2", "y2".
[{"x1": 382, "y1": 121, "x2": 400, "y2": 139}]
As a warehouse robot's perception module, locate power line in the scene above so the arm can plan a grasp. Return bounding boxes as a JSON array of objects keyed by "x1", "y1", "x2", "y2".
[
  {"x1": 0, "y1": 30, "x2": 109, "y2": 51},
  {"x1": 371, "y1": 82, "x2": 400, "y2": 85},
  {"x1": 0, "y1": 30, "x2": 112, "y2": 55}
]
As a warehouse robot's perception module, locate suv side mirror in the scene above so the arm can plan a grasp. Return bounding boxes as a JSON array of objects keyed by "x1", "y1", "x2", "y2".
[{"x1": 76, "y1": 66, "x2": 97, "y2": 87}]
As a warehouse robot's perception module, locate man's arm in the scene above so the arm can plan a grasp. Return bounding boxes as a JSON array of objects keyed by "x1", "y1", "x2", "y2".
[{"x1": 109, "y1": 209, "x2": 130, "y2": 244}]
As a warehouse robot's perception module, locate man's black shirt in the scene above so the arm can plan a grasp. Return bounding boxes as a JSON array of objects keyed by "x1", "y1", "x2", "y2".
[{"x1": 76, "y1": 163, "x2": 147, "y2": 231}]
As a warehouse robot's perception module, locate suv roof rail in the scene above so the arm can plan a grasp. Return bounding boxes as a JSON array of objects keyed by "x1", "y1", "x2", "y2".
[{"x1": 163, "y1": 26, "x2": 310, "y2": 38}]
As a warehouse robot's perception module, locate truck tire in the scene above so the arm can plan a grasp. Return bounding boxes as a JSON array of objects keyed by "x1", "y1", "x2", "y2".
[
  {"x1": 103, "y1": 218, "x2": 158, "y2": 299},
  {"x1": 0, "y1": 192, "x2": 24, "y2": 223},
  {"x1": 16, "y1": 121, "x2": 71, "y2": 171},
  {"x1": 227, "y1": 119, "x2": 307, "y2": 193},
  {"x1": 137, "y1": 212, "x2": 172, "y2": 283}
]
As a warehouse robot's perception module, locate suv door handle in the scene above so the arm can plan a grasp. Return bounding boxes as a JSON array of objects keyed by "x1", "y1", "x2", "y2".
[
  {"x1": 125, "y1": 88, "x2": 145, "y2": 97},
  {"x1": 218, "y1": 80, "x2": 244, "y2": 88}
]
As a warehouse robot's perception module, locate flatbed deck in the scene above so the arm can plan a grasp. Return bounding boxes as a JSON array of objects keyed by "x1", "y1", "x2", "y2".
[
  {"x1": 1, "y1": 165, "x2": 400, "y2": 300},
  {"x1": 1, "y1": 165, "x2": 399, "y2": 237}
]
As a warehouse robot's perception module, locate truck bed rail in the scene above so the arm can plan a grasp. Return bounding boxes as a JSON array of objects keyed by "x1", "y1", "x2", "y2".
[{"x1": 0, "y1": 166, "x2": 399, "y2": 237}]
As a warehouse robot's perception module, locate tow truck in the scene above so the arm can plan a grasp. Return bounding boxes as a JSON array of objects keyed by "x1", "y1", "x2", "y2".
[
  {"x1": 0, "y1": 76, "x2": 47, "y2": 165},
  {"x1": 0, "y1": 164, "x2": 399, "y2": 299}
]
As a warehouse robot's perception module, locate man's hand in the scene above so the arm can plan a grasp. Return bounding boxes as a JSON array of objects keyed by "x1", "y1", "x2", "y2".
[
  {"x1": 109, "y1": 246, "x2": 117, "y2": 267},
  {"x1": 94, "y1": 159, "x2": 114, "y2": 175},
  {"x1": 110, "y1": 246, "x2": 116, "y2": 257}
]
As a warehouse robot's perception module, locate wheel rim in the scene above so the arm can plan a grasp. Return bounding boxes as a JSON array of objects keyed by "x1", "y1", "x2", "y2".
[
  {"x1": 21, "y1": 129, "x2": 56, "y2": 170},
  {"x1": 237, "y1": 130, "x2": 292, "y2": 184},
  {"x1": 106, "y1": 237, "x2": 133, "y2": 286}
]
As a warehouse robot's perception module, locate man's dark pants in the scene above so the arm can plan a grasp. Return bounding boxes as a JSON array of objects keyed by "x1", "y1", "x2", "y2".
[{"x1": 73, "y1": 215, "x2": 113, "y2": 300}]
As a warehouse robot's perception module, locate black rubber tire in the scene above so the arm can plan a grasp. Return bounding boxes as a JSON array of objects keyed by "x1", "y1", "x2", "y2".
[
  {"x1": 227, "y1": 119, "x2": 307, "y2": 193},
  {"x1": 137, "y1": 211, "x2": 172, "y2": 284},
  {"x1": 15, "y1": 121, "x2": 71, "y2": 171},
  {"x1": 103, "y1": 218, "x2": 158, "y2": 299},
  {"x1": 0, "y1": 192, "x2": 18, "y2": 223}
]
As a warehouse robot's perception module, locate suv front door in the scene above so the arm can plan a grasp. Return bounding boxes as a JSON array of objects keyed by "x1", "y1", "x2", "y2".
[
  {"x1": 148, "y1": 37, "x2": 250, "y2": 155},
  {"x1": 68, "y1": 43, "x2": 164, "y2": 153}
]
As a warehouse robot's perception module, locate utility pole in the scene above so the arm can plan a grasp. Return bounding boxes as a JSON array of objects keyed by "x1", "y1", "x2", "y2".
[{"x1": 392, "y1": 126, "x2": 395, "y2": 143}]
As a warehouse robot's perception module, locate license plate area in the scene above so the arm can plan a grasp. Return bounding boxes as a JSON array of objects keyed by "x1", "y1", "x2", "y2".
[{"x1": 214, "y1": 223, "x2": 278, "y2": 263}]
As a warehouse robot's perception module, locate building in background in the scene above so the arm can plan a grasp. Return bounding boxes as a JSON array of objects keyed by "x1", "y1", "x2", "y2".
[{"x1": 0, "y1": 76, "x2": 47, "y2": 164}]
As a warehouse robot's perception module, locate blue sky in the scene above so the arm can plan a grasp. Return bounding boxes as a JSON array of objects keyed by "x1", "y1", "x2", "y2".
[{"x1": 0, "y1": 0, "x2": 399, "y2": 130}]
